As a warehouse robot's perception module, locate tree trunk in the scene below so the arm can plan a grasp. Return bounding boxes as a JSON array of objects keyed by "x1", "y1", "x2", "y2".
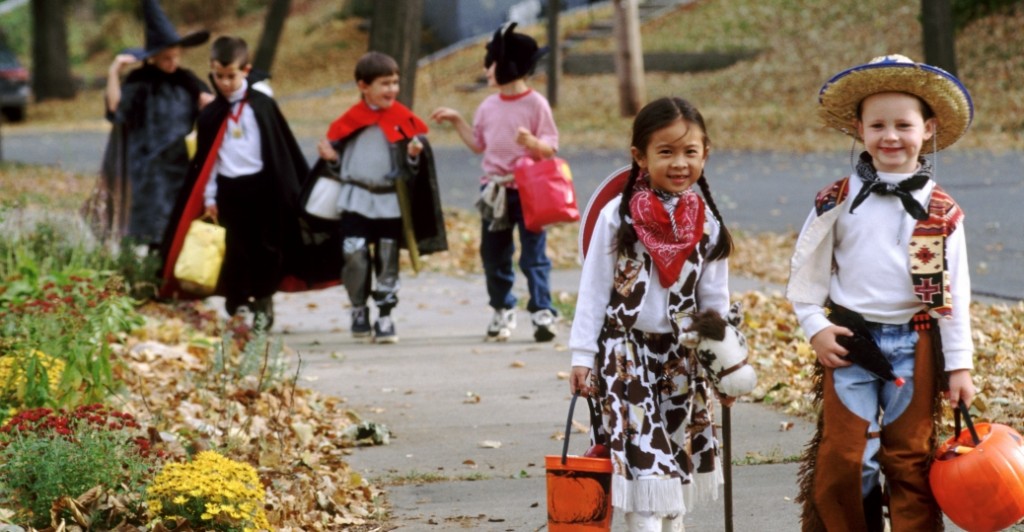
[
  {"x1": 369, "y1": 0, "x2": 423, "y2": 108},
  {"x1": 252, "y1": 0, "x2": 293, "y2": 75},
  {"x1": 546, "y1": 0, "x2": 561, "y2": 107},
  {"x1": 31, "y1": 0, "x2": 76, "y2": 101},
  {"x1": 921, "y1": 0, "x2": 957, "y2": 76},
  {"x1": 612, "y1": 0, "x2": 644, "y2": 117}
]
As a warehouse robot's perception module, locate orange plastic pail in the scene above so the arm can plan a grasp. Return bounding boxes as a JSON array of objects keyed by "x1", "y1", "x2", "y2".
[
  {"x1": 546, "y1": 393, "x2": 613, "y2": 531},
  {"x1": 545, "y1": 454, "x2": 613, "y2": 531}
]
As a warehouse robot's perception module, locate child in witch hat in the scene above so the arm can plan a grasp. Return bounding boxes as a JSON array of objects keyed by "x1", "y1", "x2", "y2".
[
  {"x1": 92, "y1": 0, "x2": 212, "y2": 251},
  {"x1": 787, "y1": 55, "x2": 977, "y2": 531},
  {"x1": 430, "y1": 22, "x2": 561, "y2": 343}
]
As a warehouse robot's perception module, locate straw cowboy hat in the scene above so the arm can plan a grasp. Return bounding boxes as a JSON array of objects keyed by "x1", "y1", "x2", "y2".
[
  {"x1": 124, "y1": 0, "x2": 209, "y2": 61},
  {"x1": 818, "y1": 54, "x2": 973, "y2": 152}
]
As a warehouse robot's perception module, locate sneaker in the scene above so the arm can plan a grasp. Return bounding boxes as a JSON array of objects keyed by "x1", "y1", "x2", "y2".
[
  {"x1": 351, "y1": 306, "x2": 372, "y2": 338},
  {"x1": 531, "y1": 309, "x2": 557, "y2": 342},
  {"x1": 486, "y1": 308, "x2": 516, "y2": 341},
  {"x1": 374, "y1": 316, "x2": 398, "y2": 344}
]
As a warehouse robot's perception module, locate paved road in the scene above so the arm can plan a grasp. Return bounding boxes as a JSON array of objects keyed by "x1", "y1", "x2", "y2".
[{"x1": 4, "y1": 129, "x2": 1022, "y2": 300}]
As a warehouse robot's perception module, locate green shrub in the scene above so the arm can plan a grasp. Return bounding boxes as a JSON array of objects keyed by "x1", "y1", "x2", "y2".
[
  {"x1": 0, "y1": 269, "x2": 142, "y2": 409},
  {"x1": 0, "y1": 404, "x2": 161, "y2": 529}
]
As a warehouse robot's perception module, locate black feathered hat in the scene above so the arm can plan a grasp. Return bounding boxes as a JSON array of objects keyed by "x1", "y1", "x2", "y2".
[
  {"x1": 125, "y1": 0, "x2": 209, "y2": 60},
  {"x1": 484, "y1": 22, "x2": 548, "y2": 85}
]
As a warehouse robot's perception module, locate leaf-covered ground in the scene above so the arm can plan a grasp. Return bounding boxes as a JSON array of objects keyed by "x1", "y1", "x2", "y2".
[
  {"x1": 3, "y1": 155, "x2": 1023, "y2": 528},
  {"x1": 3, "y1": 0, "x2": 1022, "y2": 525}
]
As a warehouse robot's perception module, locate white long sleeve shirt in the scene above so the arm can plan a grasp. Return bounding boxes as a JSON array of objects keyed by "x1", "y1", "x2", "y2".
[
  {"x1": 788, "y1": 171, "x2": 974, "y2": 371},
  {"x1": 204, "y1": 81, "x2": 263, "y2": 206},
  {"x1": 569, "y1": 196, "x2": 730, "y2": 370}
]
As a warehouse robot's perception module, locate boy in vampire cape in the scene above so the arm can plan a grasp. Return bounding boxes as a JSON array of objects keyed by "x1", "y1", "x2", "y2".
[
  {"x1": 159, "y1": 36, "x2": 322, "y2": 328},
  {"x1": 308, "y1": 50, "x2": 447, "y2": 343}
]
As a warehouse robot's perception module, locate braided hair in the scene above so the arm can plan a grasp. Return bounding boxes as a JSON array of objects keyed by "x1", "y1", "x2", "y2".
[{"x1": 614, "y1": 97, "x2": 733, "y2": 260}]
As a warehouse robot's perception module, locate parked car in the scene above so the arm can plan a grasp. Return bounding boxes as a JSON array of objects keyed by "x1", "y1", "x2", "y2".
[{"x1": 0, "y1": 42, "x2": 29, "y2": 122}]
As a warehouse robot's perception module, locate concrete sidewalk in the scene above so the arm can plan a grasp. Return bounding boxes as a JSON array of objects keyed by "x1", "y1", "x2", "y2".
[{"x1": 272, "y1": 270, "x2": 822, "y2": 531}]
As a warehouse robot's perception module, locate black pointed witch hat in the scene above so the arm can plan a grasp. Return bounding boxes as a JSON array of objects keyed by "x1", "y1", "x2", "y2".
[{"x1": 126, "y1": 0, "x2": 209, "y2": 60}]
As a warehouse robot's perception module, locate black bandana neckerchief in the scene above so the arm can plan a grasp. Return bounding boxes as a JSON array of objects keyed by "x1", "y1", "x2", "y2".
[{"x1": 850, "y1": 152, "x2": 932, "y2": 221}]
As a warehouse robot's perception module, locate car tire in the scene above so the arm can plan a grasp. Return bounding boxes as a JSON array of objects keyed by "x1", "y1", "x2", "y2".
[{"x1": 2, "y1": 106, "x2": 25, "y2": 123}]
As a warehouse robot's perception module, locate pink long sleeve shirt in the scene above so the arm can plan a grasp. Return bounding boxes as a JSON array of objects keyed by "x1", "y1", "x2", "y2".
[{"x1": 472, "y1": 89, "x2": 559, "y2": 184}]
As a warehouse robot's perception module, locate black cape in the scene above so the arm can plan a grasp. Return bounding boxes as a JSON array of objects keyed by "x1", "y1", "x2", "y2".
[
  {"x1": 159, "y1": 86, "x2": 324, "y2": 299},
  {"x1": 298, "y1": 131, "x2": 449, "y2": 266}
]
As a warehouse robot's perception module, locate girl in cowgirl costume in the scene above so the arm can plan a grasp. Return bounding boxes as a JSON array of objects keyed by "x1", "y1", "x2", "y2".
[
  {"x1": 570, "y1": 97, "x2": 753, "y2": 531},
  {"x1": 788, "y1": 55, "x2": 976, "y2": 531}
]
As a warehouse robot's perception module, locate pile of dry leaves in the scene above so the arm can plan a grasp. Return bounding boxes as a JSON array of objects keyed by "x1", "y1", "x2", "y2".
[{"x1": 108, "y1": 302, "x2": 386, "y2": 531}]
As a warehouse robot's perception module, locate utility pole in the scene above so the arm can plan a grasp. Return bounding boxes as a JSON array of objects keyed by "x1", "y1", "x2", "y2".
[
  {"x1": 253, "y1": 0, "x2": 293, "y2": 75},
  {"x1": 612, "y1": 0, "x2": 644, "y2": 116},
  {"x1": 546, "y1": 0, "x2": 561, "y2": 107},
  {"x1": 921, "y1": 0, "x2": 958, "y2": 76}
]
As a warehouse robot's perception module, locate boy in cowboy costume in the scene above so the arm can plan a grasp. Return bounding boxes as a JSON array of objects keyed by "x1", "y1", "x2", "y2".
[
  {"x1": 788, "y1": 55, "x2": 977, "y2": 531},
  {"x1": 92, "y1": 0, "x2": 212, "y2": 250}
]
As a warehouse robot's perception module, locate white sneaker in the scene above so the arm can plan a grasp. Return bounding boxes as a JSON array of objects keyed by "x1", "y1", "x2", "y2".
[
  {"x1": 486, "y1": 308, "x2": 516, "y2": 341},
  {"x1": 531, "y1": 309, "x2": 557, "y2": 342}
]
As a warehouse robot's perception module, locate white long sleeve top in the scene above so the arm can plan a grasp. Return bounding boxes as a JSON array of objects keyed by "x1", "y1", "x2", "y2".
[
  {"x1": 569, "y1": 196, "x2": 730, "y2": 370},
  {"x1": 204, "y1": 80, "x2": 263, "y2": 206},
  {"x1": 788, "y1": 170, "x2": 974, "y2": 371}
]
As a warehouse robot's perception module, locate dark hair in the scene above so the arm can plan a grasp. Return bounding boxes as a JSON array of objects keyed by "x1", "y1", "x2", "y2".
[
  {"x1": 856, "y1": 92, "x2": 935, "y2": 121},
  {"x1": 614, "y1": 97, "x2": 733, "y2": 261},
  {"x1": 355, "y1": 51, "x2": 400, "y2": 84},
  {"x1": 210, "y1": 36, "x2": 249, "y2": 67}
]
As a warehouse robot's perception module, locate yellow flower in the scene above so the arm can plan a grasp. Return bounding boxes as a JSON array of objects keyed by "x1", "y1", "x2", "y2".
[{"x1": 146, "y1": 450, "x2": 270, "y2": 530}]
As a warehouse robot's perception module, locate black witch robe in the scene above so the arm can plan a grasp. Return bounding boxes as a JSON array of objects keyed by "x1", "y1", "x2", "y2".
[
  {"x1": 159, "y1": 86, "x2": 319, "y2": 300},
  {"x1": 87, "y1": 64, "x2": 209, "y2": 245}
]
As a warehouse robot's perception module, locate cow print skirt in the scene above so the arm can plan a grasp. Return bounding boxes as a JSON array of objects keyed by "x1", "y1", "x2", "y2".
[{"x1": 592, "y1": 325, "x2": 723, "y2": 515}]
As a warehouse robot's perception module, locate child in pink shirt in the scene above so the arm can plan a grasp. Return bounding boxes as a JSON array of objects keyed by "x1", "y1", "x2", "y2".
[{"x1": 431, "y1": 22, "x2": 560, "y2": 342}]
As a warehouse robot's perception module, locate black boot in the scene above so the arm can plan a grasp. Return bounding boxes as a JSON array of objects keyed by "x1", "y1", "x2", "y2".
[{"x1": 864, "y1": 484, "x2": 885, "y2": 532}]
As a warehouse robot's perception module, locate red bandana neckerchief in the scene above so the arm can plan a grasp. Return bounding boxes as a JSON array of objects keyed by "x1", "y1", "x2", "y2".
[
  {"x1": 326, "y1": 99, "x2": 429, "y2": 144},
  {"x1": 629, "y1": 176, "x2": 705, "y2": 287}
]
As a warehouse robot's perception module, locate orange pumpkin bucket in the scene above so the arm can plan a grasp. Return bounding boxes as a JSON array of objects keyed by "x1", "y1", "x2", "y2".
[
  {"x1": 929, "y1": 401, "x2": 1024, "y2": 532},
  {"x1": 546, "y1": 392, "x2": 613, "y2": 531}
]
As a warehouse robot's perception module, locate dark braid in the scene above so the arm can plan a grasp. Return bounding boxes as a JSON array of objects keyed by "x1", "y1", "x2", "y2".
[
  {"x1": 697, "y1": 173, "x2": 733, "y2": 260},
  {"x1": 614, "y1": 161, "x2": 642, "y2": 253}
]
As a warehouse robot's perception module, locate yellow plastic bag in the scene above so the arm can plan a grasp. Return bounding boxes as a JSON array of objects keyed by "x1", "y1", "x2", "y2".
[{"x1": 173, "y1": 218, "x2": 226, "y2": 295}]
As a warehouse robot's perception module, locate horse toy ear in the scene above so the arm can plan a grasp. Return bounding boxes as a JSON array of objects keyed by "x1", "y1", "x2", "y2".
[{"x1": 685, "y1": 308, "x2": 757, "y2": 398}]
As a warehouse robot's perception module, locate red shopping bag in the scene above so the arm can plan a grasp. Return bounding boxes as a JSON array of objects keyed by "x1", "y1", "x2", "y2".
[{"x1": 514, "y1": 157, "x2": 580, "y2": 232}]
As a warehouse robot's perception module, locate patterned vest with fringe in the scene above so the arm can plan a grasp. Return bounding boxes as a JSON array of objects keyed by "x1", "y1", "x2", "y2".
[{"x1": 814, "y1": 177, "x2": 963, "y2": 318}]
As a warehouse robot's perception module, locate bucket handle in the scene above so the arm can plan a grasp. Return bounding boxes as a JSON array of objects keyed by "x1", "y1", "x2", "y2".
[
  {"x1": 561, "y1": 392, "x2": 605, "y2": 465},
  {"x1": 953, "y1": 399, "x2": 981, "y2": 446}
]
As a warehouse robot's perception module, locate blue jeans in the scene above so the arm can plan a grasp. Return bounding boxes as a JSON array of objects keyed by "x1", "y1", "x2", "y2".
[
  {"x1": 832, "y1": 321, "x2": 919, "y2": 497},
  {"x1": 480, "y1": 189, "x2": 553, "y2": 312}
]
